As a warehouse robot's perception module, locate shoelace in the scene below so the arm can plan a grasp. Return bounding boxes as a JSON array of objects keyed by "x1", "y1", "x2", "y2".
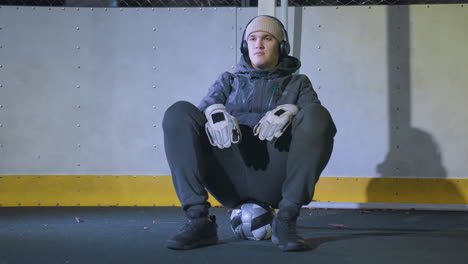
[
  {"x1": 179, "y1": 216, "x2": 215, "y2": 232},
  {"x1": 179, "y1": 219, "x2": 198, "y2": 232},
  {"x1": 277, "y1": 216, "x2": 298, "y2": 236}
]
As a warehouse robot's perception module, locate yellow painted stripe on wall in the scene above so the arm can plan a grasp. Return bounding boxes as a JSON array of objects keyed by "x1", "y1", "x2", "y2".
[
  {"x1": 0, "y1": 175, "x2": 467, "y2": 206},
  {"x1": 314, "y1": 177, "x2": 468, "y2": 204},
  {"x1": 0, "y1": 175, "x2": 216, "y2": 207}
]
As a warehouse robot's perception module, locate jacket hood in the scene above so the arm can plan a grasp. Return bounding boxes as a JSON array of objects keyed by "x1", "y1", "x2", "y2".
[{"x1": 233, "y1": 55, "x2": 301, "y2": 79}]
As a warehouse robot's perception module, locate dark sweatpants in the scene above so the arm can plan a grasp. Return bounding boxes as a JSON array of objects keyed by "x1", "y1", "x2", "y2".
[{"x1": 162, "y1": 101, "x2": 336, "y2": 211}]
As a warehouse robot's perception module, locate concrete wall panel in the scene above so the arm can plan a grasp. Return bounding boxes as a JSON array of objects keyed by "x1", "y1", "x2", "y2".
[
  {"x1": 1, "y1": 5, "x2": 467, "y2": 180},
  {"x1": 0, "y1": 7, "x2": 236, "y2": 175}
]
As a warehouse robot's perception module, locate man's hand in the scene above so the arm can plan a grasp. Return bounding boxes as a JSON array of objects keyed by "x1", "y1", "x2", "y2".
[
  {"x1": 204, "y1": 104, "x2": 242, "y2": 149},
  {"x1": 254, "y1": 104, "x2": 299, "y2": 141}
]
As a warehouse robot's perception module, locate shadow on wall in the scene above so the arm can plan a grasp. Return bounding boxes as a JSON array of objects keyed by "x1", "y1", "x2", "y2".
[{"x1": 369, "y1": 6, "x2": 465, "y2": 205}]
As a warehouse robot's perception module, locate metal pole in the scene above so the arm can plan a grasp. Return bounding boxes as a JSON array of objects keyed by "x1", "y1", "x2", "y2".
[{"x1": 281, "y1": 0, "x2": 288, "y2": 29}]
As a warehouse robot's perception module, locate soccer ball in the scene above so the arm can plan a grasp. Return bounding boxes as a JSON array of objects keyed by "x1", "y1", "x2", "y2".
[{"x1": 230, "y1": 203, "x2": 276, "y2": 240}]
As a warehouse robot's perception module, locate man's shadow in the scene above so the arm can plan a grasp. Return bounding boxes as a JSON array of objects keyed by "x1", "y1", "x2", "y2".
[
  {"x1": 370, "y1": 6, "x2": 465, "y2": 205},
  {"x1": 303, "y1": 229, "x2": 443, "y2": 251}
]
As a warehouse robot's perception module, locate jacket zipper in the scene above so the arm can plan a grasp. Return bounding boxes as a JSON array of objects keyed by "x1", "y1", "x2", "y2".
[
  {"x1": 240, "y1": 80, "x2": 247, "y2": 112},
  {"x1": 265, "y1": 82, "x2": 279, "y2": 112}
]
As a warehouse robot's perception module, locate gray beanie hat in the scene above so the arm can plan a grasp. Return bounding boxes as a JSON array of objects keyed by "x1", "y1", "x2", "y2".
[{"x1": 244, "y1": 16, "x2": 284, "y2": 42}]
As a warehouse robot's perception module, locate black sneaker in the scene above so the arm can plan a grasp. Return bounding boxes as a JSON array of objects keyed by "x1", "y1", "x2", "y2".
[
  {"x1": 271, "y1": 214, "x2": 309, "y2": 251},
  {"x1": 166, "y1": 215, "x2": 218, "y2": 250}
]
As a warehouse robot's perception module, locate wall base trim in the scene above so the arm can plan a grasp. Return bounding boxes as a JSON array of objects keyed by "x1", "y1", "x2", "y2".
[
  {"x1": 304, "y1": 202, "x2": 468, "y2": 211},
  {"x1": 0, "y1": 175, "x2": 467, "y2": 207}
]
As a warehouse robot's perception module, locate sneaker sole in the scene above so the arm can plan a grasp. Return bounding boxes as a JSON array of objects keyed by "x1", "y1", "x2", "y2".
[
  {"x1": 166, "y1": 236, "x2": 218, "y2": 250},
  {"x1": 271, "y1": 235, "x2": 308, "y2": 252}
]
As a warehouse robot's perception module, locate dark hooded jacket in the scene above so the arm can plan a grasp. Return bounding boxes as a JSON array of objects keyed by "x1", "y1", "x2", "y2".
[{"x1": 198, "y1": 55, "x2": 321, "y2": 128}]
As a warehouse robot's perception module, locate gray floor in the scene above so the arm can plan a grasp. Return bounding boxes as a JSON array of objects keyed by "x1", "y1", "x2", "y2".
[{"x1": 1, "y1": 207, "x2": 468, "y2": 264}]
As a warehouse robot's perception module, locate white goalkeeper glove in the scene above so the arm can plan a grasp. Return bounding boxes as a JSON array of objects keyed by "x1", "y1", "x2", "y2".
[
  {"x1": 204, "y1": 104, "x2": 242, "y2": 149},
  {"x1": 253, "y1": 104, "x2": 299, "y2": 141}
]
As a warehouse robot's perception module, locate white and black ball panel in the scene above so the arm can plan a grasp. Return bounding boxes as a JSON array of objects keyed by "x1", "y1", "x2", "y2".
[
  {"x1": 252, "y1": 225, "x2": 272, "y2": 241},
  {"x1": 230, "y1": 203, "x2": 275, "y2": 240},
  {"x1": 230, "y1": 209, "x2": 246, "y2": 239},
  {"x1": 241, "y1": 222, "x2": 253, "y2": 239}
]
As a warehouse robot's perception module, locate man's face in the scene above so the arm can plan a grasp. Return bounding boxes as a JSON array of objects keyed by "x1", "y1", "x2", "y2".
[{"x1": 247, "y1": 31, "x2": 280, "y2": 70}]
